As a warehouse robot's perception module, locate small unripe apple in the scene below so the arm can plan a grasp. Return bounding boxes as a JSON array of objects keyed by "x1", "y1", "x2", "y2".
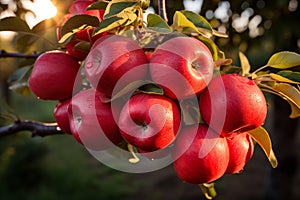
[
  {"x1": 118, "y1": 93, "x2": 181, "y2": 152},
  {"x1": 199, "y1": 74, "x2": 267, "y2": 137},
  {"x1": 28, "y1": 51, "x2": 82, "y2": 100},
  {"x1": 173, "y1": 124, "x2": 229, "y2": 184},
  {"x1": 150, "y1": 36, "x2": 214, "y2": 99},
  {"x1": 68, "y1": 88, "x2": 123, "y2": 150},
  {"x1": 54, "y1": 99, "x2": 71, "y2": 133},
  {"x1": 84, "y1": 35, "x2": 148, "y2": 100},
  {"x1": 225, "y1": 132, "x2": 254, "y2": 174}
]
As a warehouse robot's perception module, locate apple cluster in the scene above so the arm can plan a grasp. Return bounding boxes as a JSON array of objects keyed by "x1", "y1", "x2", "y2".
[{"x1": 28, "y1": 0, "x2": 268, "y2": 186}]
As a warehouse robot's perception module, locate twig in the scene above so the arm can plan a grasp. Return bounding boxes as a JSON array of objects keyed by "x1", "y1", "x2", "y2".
[
  {"x1": 0, "y1": 120, "x2": 64, "y2": 137},
  {"x1": 0, "y1": 50, "x2": 41, "y2": 59},
  {"x1": 158, "y1": 0, "x2": 168, "y2": 22}
]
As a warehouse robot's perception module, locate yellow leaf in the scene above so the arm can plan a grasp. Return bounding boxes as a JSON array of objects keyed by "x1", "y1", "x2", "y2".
[
  {"x1": 239, "y1": 52, "x2": 251, "y2": 76},
  {"x1": 286, "y1": 99, "x2": 300, "y2": 118},
  {"x1": 273, "y1": 83, "x2": 300, "y2": 109},
  {"x1": 267, "y1": 51, "x2": 300, "y2": 69},
  {"x1": 248, "y1": 126, "x2": 278, "y2": 168},
  {"x1": 270, "y1": 73, "x2": 300, "y2": 84},
  {"x1": 172, "y1": 11, "x2": 200, "y2": 34}
]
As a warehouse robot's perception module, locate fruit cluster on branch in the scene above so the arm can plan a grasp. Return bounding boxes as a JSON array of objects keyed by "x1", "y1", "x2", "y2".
[{"x1": 1, "y1": 0, "x2": 299, "y2": 199}]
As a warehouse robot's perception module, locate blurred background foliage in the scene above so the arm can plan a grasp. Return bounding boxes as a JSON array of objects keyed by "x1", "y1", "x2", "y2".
[{"x1": 0, "y1": 0, "x2": 299, "y2": 199}]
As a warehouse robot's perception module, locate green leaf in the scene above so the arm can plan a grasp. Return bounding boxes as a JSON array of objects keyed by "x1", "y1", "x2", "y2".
[
  {"x1": 147, "y1": 14, "x2": 172, "y2": 33},
  {"x1": 248, "y1": 126, "x2": 278, "y2": 168},
  {"x1": 94, "y1": 8, "x2": 137, "y2": 34},
  {"x1": 104, "y1": 1, "x2": 137, "y2": 18},
  {"x1": 198, "y1": 36, "x2": 225, "y2": 61},
  {"x1": 286, "y1": 99, "x2": 300, "y2": 118},
  {"x1": 239, "y1": 52, "x2": 251, "y2": 76},
  {"x1": 0, "y1": 17, "x2": 31, "y2": 32},
  {"x1": 220, "y1": 65, "x2": 242, "y2": 74},
  {"x1": 137, "y1": 83, "x2": 164, "y2": 95},
  {"x1": 267, "y1": 51, "x2": 300, "y2": 69},
  {"x1": 179, "y1": 99, "x2": 201, "y2": 125},
  {"x1": 87, "y1": 1, "x2": 109, "y2": 10},
  {"x1": 31, "y1": 18, "x2": 57, "y2": 33},
  {"x1": 277, "y1": 70, "x2": 300, "y2": 83},
  {"x1": 8, "y1": 66, "x2": 32, "y2": 96},
  {"x1": 100, "y1": 80, "x2": 152, "y2": 103},
  {"x1": 180, "y1": 10, "x2": 212, "y2": 31},
  {"x1": 74, "y1": 41, "x2": 91, "y2": 52},
  {"x1": 172, "y1": 11, "x2": 199, "y2": 34},
  {"x1": 60, "y1": 14, "x2": 100, "y2": 37},
  {"x1": 269, "y1": 73, "x2": 300, "y2": 84}
]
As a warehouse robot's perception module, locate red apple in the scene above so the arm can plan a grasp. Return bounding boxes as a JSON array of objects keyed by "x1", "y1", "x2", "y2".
[
  {"x1": 149, "y1": 36, "x2": 214, "y2": 99},
  {"x1": 68, "y1": 88, "x2": 123, "y2": 150},
  {"x1": 28, "y1": 51, "x2": 82, "y2": 100},
  {"x1": 84, "y1": 35, "x2": 148, "y2": 100},
  {"x1": 225, "y1": 132, "x2": 254, "y2": 174},
  {"x1": 118, "y1": 93, "x2": 181, "y2": 152},
  {"x1": 173, "y1": 124, "x2": 229, "y2": 184},
  {"x1": 65, "y1": 40, "x2": 90, "y2": 61},
  {"x1": 68, "y1": 0, "x2": 102, "y2": 20},
  {"x1": 54, "y1": 99, "x2": 72, "y2": 133},
  {"x1": 199, "y1": 73, "x2": 267, "y2": 137}
]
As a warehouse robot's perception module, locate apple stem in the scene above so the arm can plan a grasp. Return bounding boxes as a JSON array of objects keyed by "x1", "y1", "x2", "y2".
[
  {"x1": 158, "y1": 0, "x2": 168, "y2": 22},
  {"x1": 127, "y1": 143, "x2": 140, "y2": 164}
]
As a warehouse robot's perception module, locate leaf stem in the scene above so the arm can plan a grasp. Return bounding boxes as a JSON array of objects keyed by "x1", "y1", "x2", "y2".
[{"x1": 250, "y1": 65, "x2": 269, "y2": 77}]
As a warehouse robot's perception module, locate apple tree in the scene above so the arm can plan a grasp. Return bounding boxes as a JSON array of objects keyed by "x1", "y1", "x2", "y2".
[{"x1": 0, "y1": 0, "x2": 300, "y2": 199}]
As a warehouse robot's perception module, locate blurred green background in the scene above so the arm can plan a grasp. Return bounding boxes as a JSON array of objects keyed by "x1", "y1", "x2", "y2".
[{"x1": 0, "y1": 0, "x2": 299, "y2": 199}]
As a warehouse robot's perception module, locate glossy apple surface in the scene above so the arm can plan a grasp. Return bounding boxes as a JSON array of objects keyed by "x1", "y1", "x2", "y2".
[
  {"x1": 118, "y1": 93, "x2": 181, "y2": 152},
  {"x1": 199, "y1": 73, "x2": 267, "y2": 137},
  {"x1": 28, "y1": 51, "x2": 82, "y2": 100},
  {"x1": 225, "y1": 132, "x2": 254, "y2": 174},
  {"x1": 173, "y1": 124, "x2": 229, "y2": 184},
  {"x1": 68, "y1": 88, "x2": 123, "y2": 150},
  {"x1": 150, "y1": 36, "x2": 214, "y2": 99},
  {"x1": 54, "y1": 99, "x2": 72, "y2": 133},
  {"x1": 84, "y1": 35, "x2": 148, "y2": 100}
]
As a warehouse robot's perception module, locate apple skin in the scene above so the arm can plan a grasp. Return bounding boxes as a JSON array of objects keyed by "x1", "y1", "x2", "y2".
[
  {"x1": 68, "y1": 0, "x2": 103, "y2": 20},
  {"x1": 84, "y1": 35, "x2": 148, "y2": 100},
  {"x1": 54, "y1": 99, "x2": 72, "y2": 133},
  {"x1": 225, "y1": 132, "x2": 254, "y2": 174},
  {"x1": 199, "y1": 73, "x2": 267, "y2": 137},
  {"x1": 118, "y1": 93, "x2": 181, "y2": 152},
  {"x1": 68, "y1": 88, "x2": 123, "y2": 150},
  {"x1": 173, "y1": 124, "x2": 229, "y2": 184},
  {"x1": 149, "y1": 36, "x2": 214, "y2": 99},
  {"x1": 28, "y1": 51, "x2": 82, "y2": 100}
]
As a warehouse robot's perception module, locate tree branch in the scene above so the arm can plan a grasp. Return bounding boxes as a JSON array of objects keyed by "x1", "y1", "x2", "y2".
[
  {"x1": 0, "y1": 50, "x2": 41, "y2": 59},
  {"x1": 0, "y1": 120, "x2": 64, "y2": 137},
  {"x1": 158, "y1": 0, "x2": 168, "y2": 22}
]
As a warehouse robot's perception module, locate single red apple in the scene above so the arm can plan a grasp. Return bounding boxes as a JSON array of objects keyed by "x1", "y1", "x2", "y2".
[
  {"x1": 68, "y1": 0, "x2": 102, "y2": 20},
  {"x1": 28, "y1": 51, "x2": 82, "y2": 100},
  {"x1": 150, "y1": 36, "x2": 214, "y2": 99},
  {"x1": 173, "y1": 124, "x2": 229, "y2": 184},
  {"x1": 84, "y1": 35, "x2": 148, "y2": 100},
  {"x1": 118, "y1": 93, "x2": 181, "y2": 152},
  {"x1": 68, "y1": 88, "x2": 123, "y2": 150},
  {"x1": 65, "y1": 40, "x2": 90, "y2": 61},
  {"x1": 54, "y1": 99, "x2": 71, "y2": 133},
  {"x1": 225, "y1": 132, "x2": 254, "y2": 174},
  {"x1": 199, "y1": 73, "x2": 267, "y2": 137}
]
